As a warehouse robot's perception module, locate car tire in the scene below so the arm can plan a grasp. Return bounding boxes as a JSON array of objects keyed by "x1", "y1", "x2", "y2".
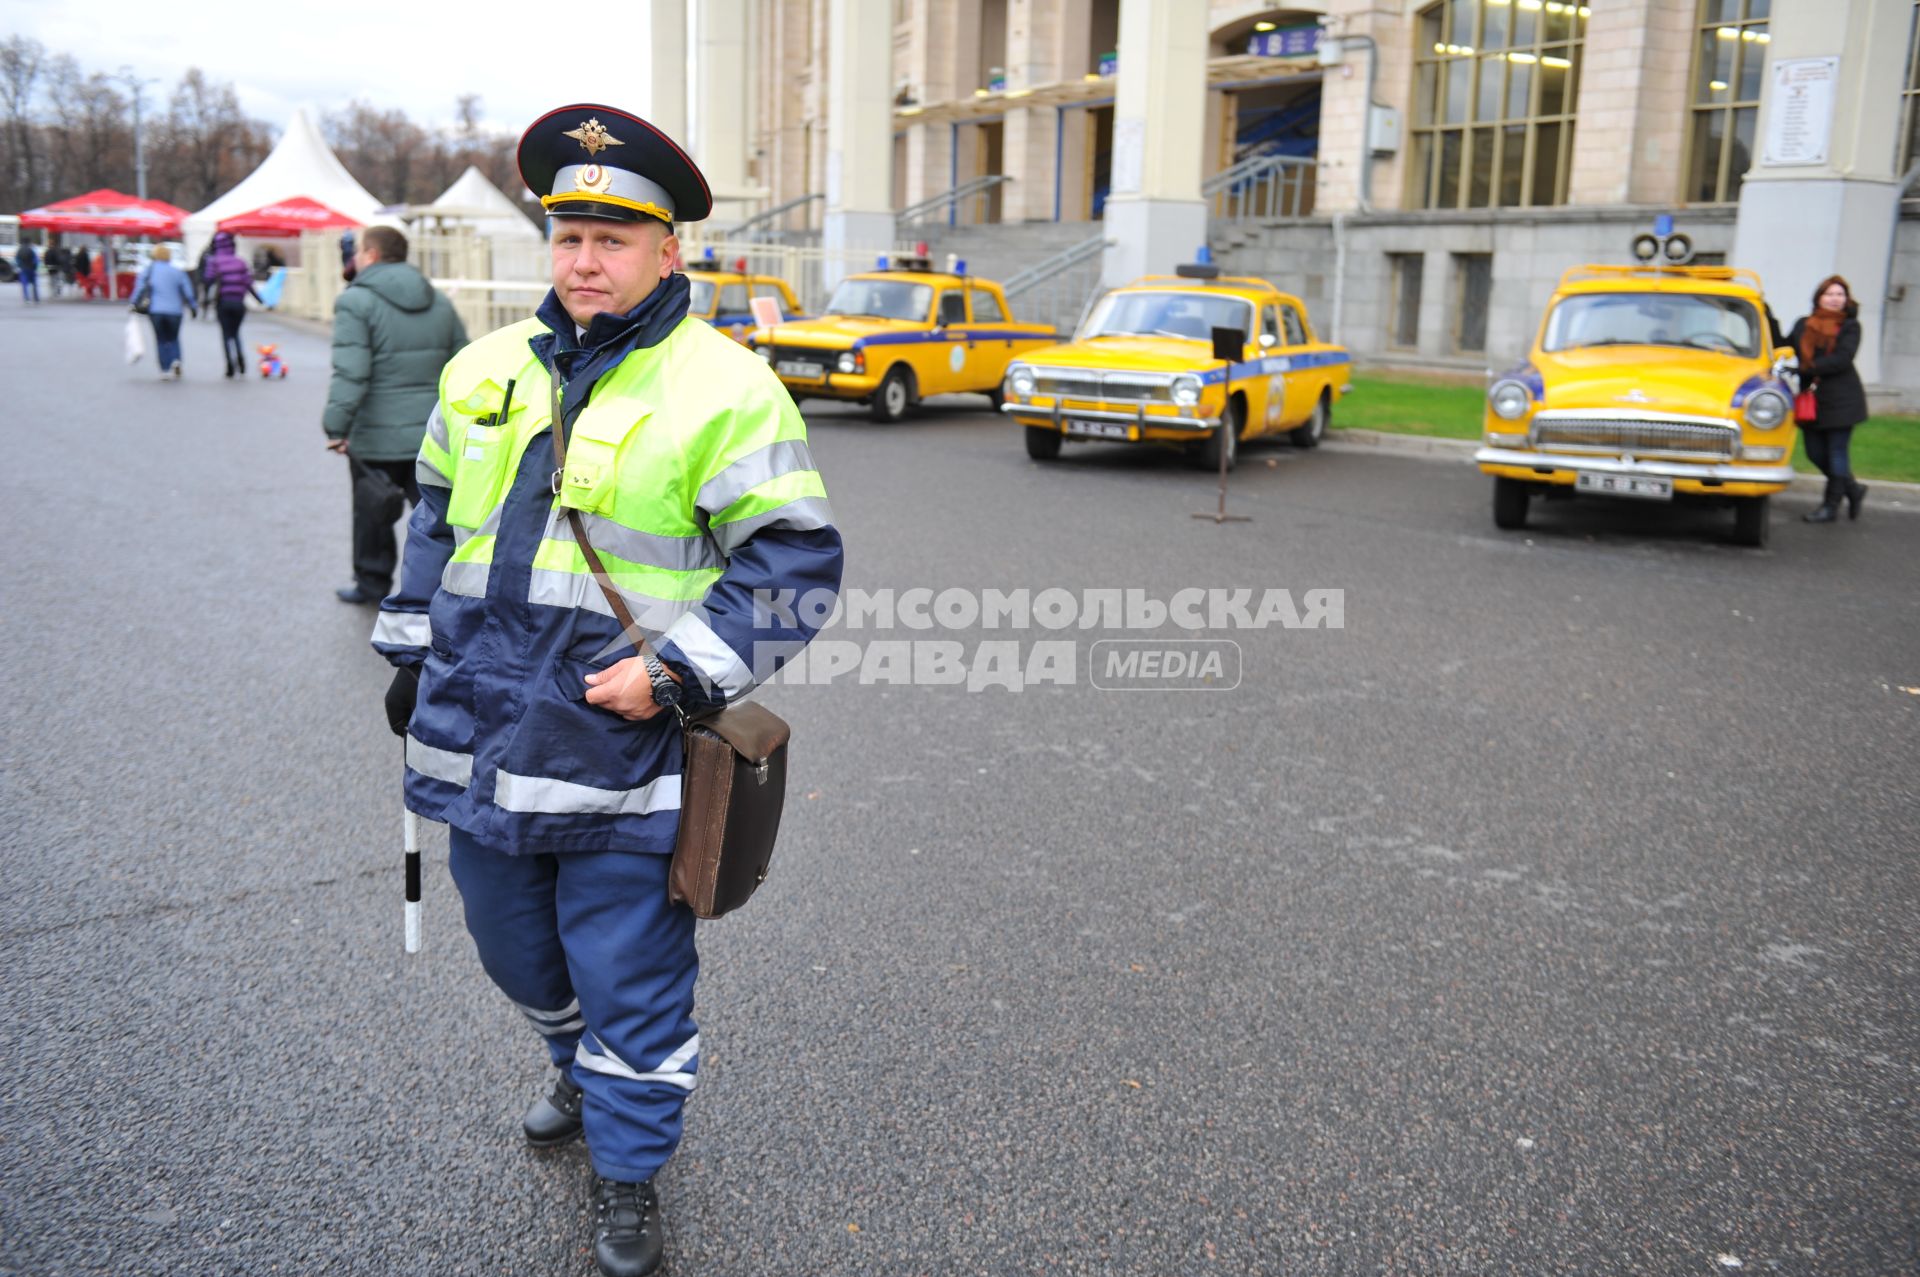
[
  {"x1": 1731, "y1": 494, "x2": 1770, "y2": 547},
  {"x1": 1194, "y1": 398, "x2": 1242, "y2": 472},
  {"x1": 1289, "y1": 394, "x2": 1329, "y2": 449},
  {"x1": 986, "y1": 387, "x2": 1006, "y2": 412},
  {"x1": 1025, "y1": 426, "x2": 1062, "y2": 461},
  {"x1": 1492, "y1": 477, "x2": 1531, "y2": 529},
  {"x1": 870, "y1": 365, "x2": 914, "y2": 423}
]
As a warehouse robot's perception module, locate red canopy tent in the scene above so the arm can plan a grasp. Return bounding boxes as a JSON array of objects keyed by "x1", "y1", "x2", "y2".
[
  {"x1": 216, "y1": 196, "x2": 361, "y2": 238},
  {"x1": 19, "y1": 188, "x2": 185, "y2": 237}
]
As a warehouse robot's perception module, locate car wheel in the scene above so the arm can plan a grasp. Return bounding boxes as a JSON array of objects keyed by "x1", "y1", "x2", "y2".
[
  {"x1": 1289, "y1": 394, "x2": 1329, "y2": 449},
  {"x1": 1731, "y1": 494, "x2": 1770, "y2": 547},
  {"x1": 870, "y1": 365, "x2": 914, "y2": 423},
  {"x1": 1025, "y1": 426, "x2": 1062, "y2": 461},
  {"x1": 1492, "y1": 477, "x2": 1531, "y2": 529},
  {"x1": 1195, "y1": 398, "x2": 1242, "y2": 472}
]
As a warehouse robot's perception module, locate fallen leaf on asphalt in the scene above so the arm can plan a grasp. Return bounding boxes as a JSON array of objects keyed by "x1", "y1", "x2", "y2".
[
  {"x1": 1123, "y1": 1079, "x2": 1141, "y2": 1088},
  {"x1": 1129, "y1": 963, "x2": 1145, "y2": 973},
  {"x1": 806, "y1": 790, "x2": 821, "y2": 800},
  {"x1": 1899, "y1": 686, "x2": 1920, "y2": 695},
  {"x1": 847, "y1": 1223, "x2": 861, "y2": 1233}
]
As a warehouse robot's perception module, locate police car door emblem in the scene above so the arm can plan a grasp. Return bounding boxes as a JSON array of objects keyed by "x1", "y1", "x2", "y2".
[
  {"x1": 949, "y1": 343, "x2": 965, "y2": 372},
  {"x1": 576, "y1": 164, "x2": 614, "y2": 193},
  {"x1": 563, "y1": 118, "x2": 625, "y2": 156}
]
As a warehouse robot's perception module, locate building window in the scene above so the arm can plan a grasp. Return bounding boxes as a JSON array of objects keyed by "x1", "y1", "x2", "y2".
[
  {"x1": 1685, "y1": 0, "x2": 1770, "y2": 204},
  {"x1": 1901, "y1": 2, "x2": 1920, "y2": 178},
  {"x1": 1389, "y1": 253, "x2": 1425, "y2": 348},
  {"x1": 1408, "y1": 0, "x2": 1587, "y2": 210},
  {"x1": 1452, "y1": 253, "x2": 1492, "y2": 353}
]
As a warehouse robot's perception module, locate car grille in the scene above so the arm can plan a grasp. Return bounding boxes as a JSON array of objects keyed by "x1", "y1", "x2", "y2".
[
  {"x1": 1033, "y1": 370, "x2": 1172, "y2": 403},
  {"x1": 1530, "y1": 417, "x2": 1738, "y2": 460},
  {"x1": 766, "y1": 346, "x2": 833, "y2": 368}
]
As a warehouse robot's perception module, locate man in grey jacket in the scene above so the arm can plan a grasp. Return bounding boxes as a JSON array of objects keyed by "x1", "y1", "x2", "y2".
[{"x1": 325, "y1": 225, "x2": 469, "y2": 604}]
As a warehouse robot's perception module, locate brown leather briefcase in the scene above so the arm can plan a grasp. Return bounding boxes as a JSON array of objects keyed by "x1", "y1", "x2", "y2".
[{"x1": 550, "y1": 377, "x2": 791, "y2": 918}]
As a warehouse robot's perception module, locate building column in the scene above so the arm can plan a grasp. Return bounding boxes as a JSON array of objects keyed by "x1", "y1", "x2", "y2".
[
  {"x1": 1731, "y1": 0, "x2": 1908, "y2": 383},
  {"x1": 824, "y1": 0, "x2": 897, "y2": 284},
  {"x1": 1566, "y1": 0, "x2": 1694, "y2": 207},
  {"x1": 1001, "y1": 0, "x2": 1080, "y2": 223},
  {"x1": 694, "y1": 0, "x2": 757, "y2": 227},
  {"x1": 649, "y1": 0, "x2": 688, "y2": 142},
  {"x1": 1101, "y1": 0, "x2": 1209, "y2": 284}
]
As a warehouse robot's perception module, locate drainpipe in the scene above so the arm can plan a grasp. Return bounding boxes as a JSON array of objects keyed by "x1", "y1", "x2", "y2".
[{"x1": 1332, "y1": 211, "x2": 1348, "y2": 347}]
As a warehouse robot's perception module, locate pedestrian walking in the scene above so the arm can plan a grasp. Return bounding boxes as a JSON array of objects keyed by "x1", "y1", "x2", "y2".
[
  {"x1": 45, "y1": 245, "x2": 69, "y2": 298},
  {"x1": 131, "y1": 245, "x2": 198, "y2": 378},
  {"x1": 72, "y1": 246, "x2": 92, "y2": 299},
  {"x1": 15, "y1": 242, "x2": 39, "y2": 303},
  {"x1": 202, "y1": 231, "x2": 263, "y2": 377},
  {"x1": 322, "y1": 225, "x2": 468, "y2": 605},
  {"x1": 370, "y1": 103, "x2": 844, "y2": 1277},
  {"x1": 1788, "y1": 275, "x2": 1869, "y2": 523}
]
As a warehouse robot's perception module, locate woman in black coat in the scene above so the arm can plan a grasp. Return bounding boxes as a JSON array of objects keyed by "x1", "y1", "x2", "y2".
[{"x1": 1787, "y1": 275, "x2": 1869, "y2": 523}]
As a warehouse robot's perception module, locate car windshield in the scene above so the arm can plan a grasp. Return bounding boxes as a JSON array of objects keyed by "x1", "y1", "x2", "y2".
[
  {"x1": 825, "y1": 279, "x2": 932, "y2": 321},
  {"x1": 1542, "y1": 292, "x2": 1762, "y2": 358},
  {"x1": 1081, "y1": 290, "x2": 1256, "y2": 342},
  {"x1": 686, "y1": 278, "x2": 716, "y2": 315}
]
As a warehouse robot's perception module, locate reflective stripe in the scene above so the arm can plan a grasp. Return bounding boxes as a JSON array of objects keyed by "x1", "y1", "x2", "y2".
[
  {"x1": 697, "y1": 439, "x2": 816, "y2": 515},
  {"x1": 406, "y1": 735, "x2": 473, "y2": 787},
  {"x1": 574, "y1": 1032, "x2": 699, "y2": 1091},
  {"x1": 494, "y1": 769, "x2": 682, "y2": 816},
  {"x1": 709, "y1": 494, "x2": 836, "y2": 556},
  {"x1": 371, "y1": 610, "x2": 431, "y2": 648},
  {"x1": 548, "y1": 507, "x2": 725, "y2": 573},
  {"x1": 526, "y1": 567, "x2": 697, "y2": 630},
  {"x1": 511, "y1": 996, "x2": 580, "y2": 1022},
  {"x1": 442, "y1": 559, "x2": 490, "y2": 598},
  {"x1": 425, "y1": 404, "x2": 450, "y2": 450},
  {"x1": 452, "y1": 504, "x2": 503, "y2": 552},
  {"x1": 416, "y1": 454, "x2": 451, "y2": 489},
  {"x1": 660, "y1": 611, "x2": 753, "y2": 699},
  {"x1": 511, "y1": 997, "x2": 585, "y2": 1037}
]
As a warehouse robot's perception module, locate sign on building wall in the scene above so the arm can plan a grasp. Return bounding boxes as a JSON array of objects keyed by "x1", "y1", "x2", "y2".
[
  {"x1": 1762, "y1": 56, "x2": 1838, "y2": 168},
  {"x1": 1247, "y1": 27, "x2": 1320, "y2": 58}
]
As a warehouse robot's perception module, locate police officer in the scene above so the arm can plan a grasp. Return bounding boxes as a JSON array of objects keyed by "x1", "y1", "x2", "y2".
[{"x1": 373, "y1": 104, "x2": 844, "y2": 1277}]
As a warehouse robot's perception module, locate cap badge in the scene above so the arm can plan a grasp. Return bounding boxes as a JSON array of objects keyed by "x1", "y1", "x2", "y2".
[
  {"x1": 563, "y1": 118, "x2": 625, "y2": 157},
  {"x1": 575, "y1": 164, "x2": 614, "y2": 193}
]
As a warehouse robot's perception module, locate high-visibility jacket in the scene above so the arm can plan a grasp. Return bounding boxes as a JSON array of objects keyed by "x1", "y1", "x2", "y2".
[{"x1": 372, "y1": 297, "x2": 843, "y2": 853}]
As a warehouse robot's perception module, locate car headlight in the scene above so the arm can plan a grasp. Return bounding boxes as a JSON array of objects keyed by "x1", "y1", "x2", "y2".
[
  {"x1": 836, "y1": 351, "x2": 858, "y2": 374},
  {"x1": 1008, "y1": 364, "x2": 1036, "y2": 398},
  {"x1": 1170, "y1": 374, "x2": 1202, "y2": 407},
  {"x1": 1745, "y1": 389, "x2": 1789, "y2": 430},
  {"x1": 1488, "y1": 379, "x2": 1532, "y2": 421}
]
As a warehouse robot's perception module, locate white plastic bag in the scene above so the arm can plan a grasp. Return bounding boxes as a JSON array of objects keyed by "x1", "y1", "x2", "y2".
[{"x1": 124, "y1": 312, "x2": 147, "y2": 365}]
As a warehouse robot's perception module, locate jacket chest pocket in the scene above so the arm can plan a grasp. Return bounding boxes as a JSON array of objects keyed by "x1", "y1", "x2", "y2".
[
  {"x1": 557, "y1": 404, "x2": 651, "y2": 516},
  {"x1": 446, "y1": 425, "x2": 516, "y2": 528}
]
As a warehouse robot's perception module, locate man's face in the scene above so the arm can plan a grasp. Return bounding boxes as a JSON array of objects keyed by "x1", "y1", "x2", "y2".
[{"x1": 551, "y1": 216, "x2": 677, "y2": 327}]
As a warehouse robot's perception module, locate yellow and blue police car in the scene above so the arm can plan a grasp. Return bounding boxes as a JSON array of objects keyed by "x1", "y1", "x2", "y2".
[
  {"x1": 748, "y1": 254, "x2": 1056, "y2": 421},
  {"x1": 999, "y1": 264, "x2": 1351, "y2": 468},
  {"x1": 684, "y1": 249, "x2": 804, "y2": 343}
]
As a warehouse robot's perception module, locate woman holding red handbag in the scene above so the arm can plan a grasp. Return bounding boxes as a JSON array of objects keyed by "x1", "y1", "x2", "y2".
[{"x1": 1786, "y1": 276, "x2": 1868, "y2": 524}]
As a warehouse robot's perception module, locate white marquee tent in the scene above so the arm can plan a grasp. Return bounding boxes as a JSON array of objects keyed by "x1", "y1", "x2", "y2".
[
  {"x1": 182, "y1": 108, "x2": 385, "y2": 260},
  {"x1": 429, "y1": 166, "x2": 541, "y2": 241}
]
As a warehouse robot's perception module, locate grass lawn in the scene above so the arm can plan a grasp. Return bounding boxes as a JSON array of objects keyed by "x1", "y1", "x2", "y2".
[{"x1": 1334, "y1": 372, "x2": 1920, "y2": 483}]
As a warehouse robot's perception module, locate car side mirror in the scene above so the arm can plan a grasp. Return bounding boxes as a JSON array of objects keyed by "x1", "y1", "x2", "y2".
[
  {"x1": 1258, "y1": 332, "x2": 1278, "y2": 349},
  {"x1": 1771, "y1": 349, "x2": 1793, "y2": 376}
]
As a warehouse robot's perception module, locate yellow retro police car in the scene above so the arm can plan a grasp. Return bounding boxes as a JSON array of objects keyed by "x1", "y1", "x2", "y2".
[
  {"x1": 749, "y1": 255, "x2": 1056, "y2": 421},
  {"x1": 999, "y1": 264, "x2": 1352, "y2": 468},
  {"x1": 1475, "y1": 263, "x2": 1796, "y2": 547},
  {"x1": 684, "y1": 251, "x2": 804, "y2": 343}
]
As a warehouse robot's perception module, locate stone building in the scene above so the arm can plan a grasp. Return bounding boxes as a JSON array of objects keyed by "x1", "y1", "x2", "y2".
[{"x1": 661, "y1": 0, "x2": 1920, "y2": 395}]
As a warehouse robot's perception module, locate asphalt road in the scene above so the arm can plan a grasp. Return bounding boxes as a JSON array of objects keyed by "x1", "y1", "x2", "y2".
[{"x1": 3, "y1": 297, "x2": 1916, "y2": 1276}]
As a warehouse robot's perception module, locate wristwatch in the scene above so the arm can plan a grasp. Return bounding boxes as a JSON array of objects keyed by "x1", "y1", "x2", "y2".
[{"x1": 642, "y1": 651, "x2": 683, "y2": 712}]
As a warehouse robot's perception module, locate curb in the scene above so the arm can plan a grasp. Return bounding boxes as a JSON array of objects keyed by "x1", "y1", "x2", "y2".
[{"x1": 1324, "y1": 428, "x2": 1920, "y2": 499}]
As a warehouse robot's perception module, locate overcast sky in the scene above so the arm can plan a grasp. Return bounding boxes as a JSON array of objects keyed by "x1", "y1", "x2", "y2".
[{"x1": 3, "y1": 0, "x2": 663, "y2": 137}]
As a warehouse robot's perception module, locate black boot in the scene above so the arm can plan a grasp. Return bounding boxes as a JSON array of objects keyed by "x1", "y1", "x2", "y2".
[
  {"x1": 1803, "y1": 476, "x2": 1842, "y2": 523},
  {"x1": 592, "y1": 1177, "x2": 664, "y2": 1277},
  {"x1": 1846, "y1": 479, "x2": 1867, "y2": 520},
  {"x1": 522, "y1": 1070, "x2": 583, "y2": 1147}
]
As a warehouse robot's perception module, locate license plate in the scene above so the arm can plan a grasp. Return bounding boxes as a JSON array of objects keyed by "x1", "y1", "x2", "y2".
[
  {"x1": 1576, "y1": 471, "x2": 1672, "y2": 501},
  {"x1": 1065, "y1": 419, "x2": 1135, "y2": 441},
  {"x1": 776, "y1": 360, "x2": 826, "y2": 379}
]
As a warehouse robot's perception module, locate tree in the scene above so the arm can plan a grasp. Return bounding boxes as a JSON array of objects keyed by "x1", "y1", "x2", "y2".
[
  {"x1": 41, "y1": 56, "x2": 130, "y2": 198},
  {"x1": 152, "y1": 68, "x2": 270, "y2": 209},
  {"x1": 0, "y1": 35, "x2": 44, "y2": 209}
]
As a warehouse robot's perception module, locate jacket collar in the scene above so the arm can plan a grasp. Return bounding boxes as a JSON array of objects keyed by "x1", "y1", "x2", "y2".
[{"x1": 528, "y1": 273, "x2": 691, "y2": 425}]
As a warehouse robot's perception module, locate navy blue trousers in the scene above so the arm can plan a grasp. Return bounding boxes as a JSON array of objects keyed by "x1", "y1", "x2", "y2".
[
  {"x1": 449, "y1": 829, "x2": 700, "y2": 1182},
  {"x1": 1802, "y1": 426, "x2": 1855, "y2": 482}
]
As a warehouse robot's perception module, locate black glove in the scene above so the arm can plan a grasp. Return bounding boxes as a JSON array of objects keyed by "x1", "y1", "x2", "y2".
[{"x1": 384, "y1": 665, "x2": 420, "y2": 737}]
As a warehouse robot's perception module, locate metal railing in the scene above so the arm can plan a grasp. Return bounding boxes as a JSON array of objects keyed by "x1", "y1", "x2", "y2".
[
  {"x1": 898, "y1": 174, "x2": 1013, "y2": 229},
  {"x1": 1205, "y1": 154, "x2": 1317, "y2": 222},
  {"x1": 1002, "y1": 233, "x2": 1109, "y2": 335},
  {"x1": 731, "y1": 193, "x2": 824, "y2": 241}
]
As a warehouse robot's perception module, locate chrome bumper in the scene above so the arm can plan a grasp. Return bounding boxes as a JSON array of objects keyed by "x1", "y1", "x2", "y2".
[
  {"x1": 1473, "y1": 447, "x2": 1795, "y2": 486},
  {"x1": 1000, "y1": 401, "x2": 1220, "y2": 431}
]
